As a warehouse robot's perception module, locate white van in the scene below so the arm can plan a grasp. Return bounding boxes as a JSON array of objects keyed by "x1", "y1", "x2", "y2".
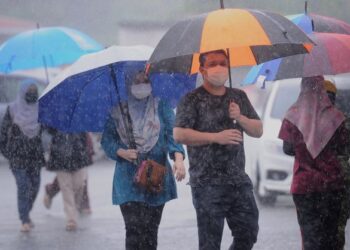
[{"x1": 243, "y1": 75, "x2": 350, "y2": 205}]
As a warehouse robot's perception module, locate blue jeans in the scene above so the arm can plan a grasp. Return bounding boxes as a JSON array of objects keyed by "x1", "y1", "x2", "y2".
[
  {"x1": 11, "y1": 168, "x2": 41, "y2": 224},
  {"x1": 191, "y1": 184, "x2": 259, "y2": 250}
]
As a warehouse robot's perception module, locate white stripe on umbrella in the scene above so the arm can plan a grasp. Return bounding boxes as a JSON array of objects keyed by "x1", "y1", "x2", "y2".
[{"x1": 40, "y1": 45, "x2": 154, "y2": 98}]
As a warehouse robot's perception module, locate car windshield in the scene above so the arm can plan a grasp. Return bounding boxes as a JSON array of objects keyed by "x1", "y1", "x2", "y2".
[
  {"x1": 271, "y1": 82, "x2": 300, "y2": 120},
  {"x1": 271, "y1": 80, "x2": 350, "y2": 119}
]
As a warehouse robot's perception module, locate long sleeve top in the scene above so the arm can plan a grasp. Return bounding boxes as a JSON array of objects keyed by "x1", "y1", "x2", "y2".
[{"x1": 101, "y1": 100, "x2": 185, "y2": 206}]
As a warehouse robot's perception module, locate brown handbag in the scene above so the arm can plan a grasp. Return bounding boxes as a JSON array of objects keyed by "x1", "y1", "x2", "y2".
[{"x1": 134, "y1": 159, "x2": 166, "y2": 193}]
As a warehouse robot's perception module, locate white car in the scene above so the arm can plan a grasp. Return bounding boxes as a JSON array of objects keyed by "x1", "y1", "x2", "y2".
[{"x1": 243, "y1": 75, "x2": 350, "y2": 205}]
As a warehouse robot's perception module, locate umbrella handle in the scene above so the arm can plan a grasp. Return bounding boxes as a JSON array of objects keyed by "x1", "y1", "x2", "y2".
[{"x1": 229, "y1": 99, "x2": 237, "y2": 127}]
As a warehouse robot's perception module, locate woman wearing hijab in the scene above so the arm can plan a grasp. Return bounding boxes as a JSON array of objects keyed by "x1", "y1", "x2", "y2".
[
  {"x1": 278, "y1": 76, "x2": 350, "y2": 250},
  {"x1": 101, "y1": 71, "x2": 186, "y2": 250},
  {"x1": 0, "y1": 79, "x2": 45, "y2": 233},
  {"x1": 324, "y1": 79, "x2": 350, "y2": 250}
]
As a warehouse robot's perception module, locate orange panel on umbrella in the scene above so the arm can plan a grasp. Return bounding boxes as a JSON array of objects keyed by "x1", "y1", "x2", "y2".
[
  {"x1": 200, "y1": 9, "x2": 271, "y2": 53},
  {"x1": 229, "y1": 47, "x2": 257, "y2": 66}
]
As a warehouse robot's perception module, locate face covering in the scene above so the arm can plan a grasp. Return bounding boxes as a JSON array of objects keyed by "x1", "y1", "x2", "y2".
[
  {"x1": 205, "y1": 66, "x2": 229, "y2": 87},
  {"x1": 131, "y1": 83, "x2": 152, "y2": 99},
  {"x1": 25, "y1": 91, "x2": 39, "y2": 104}
]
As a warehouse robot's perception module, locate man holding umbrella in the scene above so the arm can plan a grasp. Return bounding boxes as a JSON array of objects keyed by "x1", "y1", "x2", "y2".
[{"x1": 174, "y1": 50, "x2": 263, "y2": 250}]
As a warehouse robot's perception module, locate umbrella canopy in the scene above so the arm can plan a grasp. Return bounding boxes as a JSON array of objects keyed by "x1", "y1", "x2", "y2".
[
  {"x1": 39, "y1": 45, "x2": 153, "y2": 132},
  {"x1": 243, "y1": 13, "x2": 350, "y2": 85},
  {"x1": 0, "y1": 26, "x2": 103, "y2": 73},
  {"x1": 289, "y1": 13, "x2": 350, "y2": 35},
  {"x1": 148, "y1": 8, "x2": 314, "y2": 75},
  {"x1": 40, "y1": 45, "x2": 154, "y2": 97},
  {"x1": 250, "y1": 33, "x2": 350, "y2": 80},
  {"x1": 39, "y1": 45, "x2": 196, "y2": 132}
]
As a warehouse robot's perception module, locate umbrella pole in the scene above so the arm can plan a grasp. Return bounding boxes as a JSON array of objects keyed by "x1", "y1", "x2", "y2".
[
  {"x1": 109, "y1": 65, "x2": 137, "y2": 151},
  {"x1": 220, "y1": 0, "x2": 224, "y2": 9},
  {"x1": 304, "y1": 1, "x2": 308, "y2": 14},
  {"x1": 226, "y1": 48, "x2": 237, "y2": 126},
  {"x1": 42, "y1": 56, "x2": 50, "y2": 84},
  {"x1": 226, "y1": 48, "x2": 232, "y2": 88}
]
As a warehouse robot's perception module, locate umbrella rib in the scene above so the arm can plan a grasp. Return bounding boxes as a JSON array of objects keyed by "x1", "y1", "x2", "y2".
[
  {"x1": 5, "y1": 55, "x2": 15, "y2": 73},
  {"x1": 252, "y1": 10, "x2": 289, "y2": 40}
]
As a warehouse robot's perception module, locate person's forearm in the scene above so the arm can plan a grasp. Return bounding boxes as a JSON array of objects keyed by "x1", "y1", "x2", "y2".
[
  {"x1": 174, "y1": 152, "x2": 184, "y2": 161},
  {"x1": 173, "y1": 127, "x2": 216, "y2": 146},
  {"x1": 236, "y1": 115, "x2": 263, "y2": 138}
]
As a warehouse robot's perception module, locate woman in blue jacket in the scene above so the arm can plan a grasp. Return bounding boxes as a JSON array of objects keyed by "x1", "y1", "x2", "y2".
[{"x1": 101, "y1": 71, "x2": 186, "y2": 250}]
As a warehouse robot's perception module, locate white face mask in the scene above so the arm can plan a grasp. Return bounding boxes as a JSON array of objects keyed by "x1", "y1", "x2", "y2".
[
  {"x1": 205, "y1": 66, "x2": 229, "y2": 87},
  {"x1": 131, "y1": 83, "x2": 152, "y2": 99}
]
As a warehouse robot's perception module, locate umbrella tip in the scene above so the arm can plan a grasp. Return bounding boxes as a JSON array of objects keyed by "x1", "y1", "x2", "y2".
[
  {"x1": 304, "y1": 1, "x2": 308, "y2": 14},
  {"x1": 220, "y1": 0, "x2": 224, "y2": 9}
]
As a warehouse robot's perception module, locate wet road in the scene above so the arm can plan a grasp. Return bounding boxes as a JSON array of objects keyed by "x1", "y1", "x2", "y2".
[{"x1": 0, "y1": 159, "x2": 348, "y2": 250}]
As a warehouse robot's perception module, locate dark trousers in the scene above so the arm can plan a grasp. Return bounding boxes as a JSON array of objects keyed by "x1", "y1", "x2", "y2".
[
  {"x1": 293, "y1": 190, "x2": 345, "y2": 250},
  {"x1": 45, "y1": 176, "x2": 90, "y2": 210},
  {"x1": 120, "y1": 202, "x2": 164, "y2": 250},
  {"x1": 337, "y1": 187, "x2": 350, "y2": 250},
  {"x1": 191, "y1": 185, "x2": 259, "y2": 250},
  {"x1": 11, "y1": 168, "x2": 41, "y2": 224}
]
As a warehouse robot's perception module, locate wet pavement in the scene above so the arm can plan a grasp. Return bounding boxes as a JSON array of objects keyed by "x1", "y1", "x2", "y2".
[{"x1": 0, "y1": 159, "x2": 348, "y2": 250}]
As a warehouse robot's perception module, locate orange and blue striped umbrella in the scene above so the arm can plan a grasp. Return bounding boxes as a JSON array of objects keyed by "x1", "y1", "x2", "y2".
[{"x1": 148, "y1": 8, "x2": 314, "y2": 75}]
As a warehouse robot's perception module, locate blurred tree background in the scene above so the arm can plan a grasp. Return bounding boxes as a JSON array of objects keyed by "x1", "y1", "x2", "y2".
[{"x1": 0, "y1": 0, "x2": 348, "y2": 46}]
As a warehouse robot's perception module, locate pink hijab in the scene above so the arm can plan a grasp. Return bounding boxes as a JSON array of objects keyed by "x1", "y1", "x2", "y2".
[{"x1": 284, "y1": 76, "x2": 345, "y2": 159}]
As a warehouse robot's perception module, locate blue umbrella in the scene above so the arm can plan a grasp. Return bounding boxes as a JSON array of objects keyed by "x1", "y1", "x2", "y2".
[
  {"x1": 242, "y1": 13, "x2": 350, "y2": 85},
  {"x1": 149, "y1": 73, "x2": 196, "y2": 108},
  {"x1": 39, "y1": 45, "x2": 196, "y2": 132},
  {"x1": 0, "y1": 26, "x2": 103, "y2": 74}
]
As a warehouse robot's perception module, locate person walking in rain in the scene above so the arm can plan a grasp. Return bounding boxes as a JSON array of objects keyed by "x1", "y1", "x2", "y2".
[
  {"x1": 43, "y1": 175, "x2": 91, "y2": 214},
  {"x1": 279, "y1": 76, "x2": 350, "y2": 250},
  {"x1": 46, "y1": 128, "x2": 92, "y2": 231},
  {"x1": 0, "y1": 79, "x2": 45, "y2": 233},
  {"x1": 174, "y1": 50, "x2": 262, "y2": 250},
  {"x1": 323, "y1": 79, "x2": 350, "y2": 250},
  {"x1": 101, "y1": 71, "x2": 186, "y2": 250},
  {"x1": 43, "y1": 132, "x2": 94, "y2": 214}
]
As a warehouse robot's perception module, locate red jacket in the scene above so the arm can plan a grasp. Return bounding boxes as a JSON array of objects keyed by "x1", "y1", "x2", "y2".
[{"x1": 279, "y1": 119, "x2": 350, "y2": 194}]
